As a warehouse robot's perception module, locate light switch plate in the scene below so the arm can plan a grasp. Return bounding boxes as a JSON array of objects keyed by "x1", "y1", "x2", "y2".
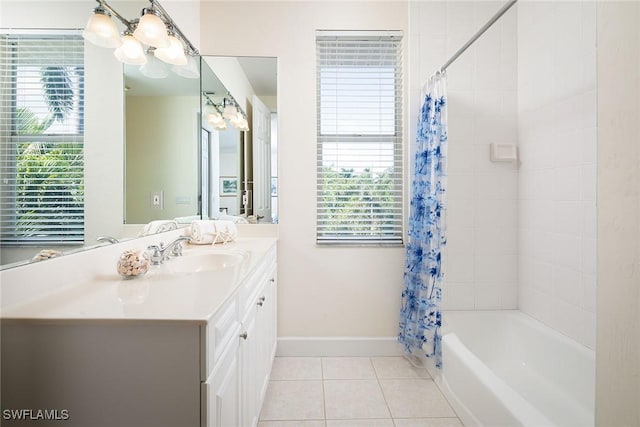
[{"x1": 150, "y1": 191, "x2": 164, "y2": 209}]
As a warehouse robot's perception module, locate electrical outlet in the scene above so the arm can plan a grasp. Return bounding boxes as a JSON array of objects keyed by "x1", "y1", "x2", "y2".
[{"x1": 150, "y1": 191, "x2": 163, "y2": 209}]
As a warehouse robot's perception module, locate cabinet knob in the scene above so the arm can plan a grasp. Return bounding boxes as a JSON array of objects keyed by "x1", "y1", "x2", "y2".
[
  {"x1": 239, "y1": 332, "x2": 248, "y2": 340},
  {"x1": 257, "y1": 296, "x2": 266, "y2": 306},
  {"x1": 270, "y1": 278, "x2": 275, "y2": 283}
]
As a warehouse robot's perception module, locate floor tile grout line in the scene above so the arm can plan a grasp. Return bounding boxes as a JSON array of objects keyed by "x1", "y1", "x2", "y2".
[
  {"x1": 320, "y1": 356, "x2": 328, "y2": 424},
  {"x1": 372, "y1": 356, "x2": 397, "y2": 423}
]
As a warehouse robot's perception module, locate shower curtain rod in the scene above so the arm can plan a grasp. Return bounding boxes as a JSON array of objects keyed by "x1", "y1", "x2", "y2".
[{"x1": 437, "y1": 0, "x2": 518, "y2": 74}]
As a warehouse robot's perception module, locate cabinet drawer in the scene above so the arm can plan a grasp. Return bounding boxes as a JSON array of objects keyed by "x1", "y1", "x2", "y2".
[
  {"x1": 238, "y1": 249, "x2": 276, "y2": 319},
  {"x1": 204, "y1": 294, "x2": 240, "y2": 379}
]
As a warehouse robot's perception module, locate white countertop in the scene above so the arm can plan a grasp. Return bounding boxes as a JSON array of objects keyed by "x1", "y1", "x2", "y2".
[{"x1": 1, "y1": 237, "x2": 277, "y2": 323}]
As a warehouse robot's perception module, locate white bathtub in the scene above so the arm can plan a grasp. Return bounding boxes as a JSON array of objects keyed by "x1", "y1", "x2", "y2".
[{"x1": 430, "y1": 310, "x2": 595, "y2": 427}]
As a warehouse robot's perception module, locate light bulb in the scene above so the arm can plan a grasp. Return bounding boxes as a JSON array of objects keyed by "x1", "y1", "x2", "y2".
[
  {"x1": 154, "y1": 34, "x2": 187, "y2": 66},
  {"x1": 83, "y1": 7, "x2": 122, "y2": 48},
  {"x1": 133, "y1": 8, "x2": 169, "y2": 48},
  {"x1": 114, "y1": 34, "x2": 147, "y2": 65}
]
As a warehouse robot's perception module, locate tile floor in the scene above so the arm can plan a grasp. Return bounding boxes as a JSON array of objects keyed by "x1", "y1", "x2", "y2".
[{"x1": 258, "y1": 357, "x2": 464, "y2": 427}]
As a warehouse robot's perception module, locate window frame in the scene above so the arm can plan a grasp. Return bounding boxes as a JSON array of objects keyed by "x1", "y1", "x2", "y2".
[
  {"x1": 316, "y1": 30, "x2": 404, "y2": 246},
  {"x1": 0, "y1": 31, "x2": 85, "y2": 246}
]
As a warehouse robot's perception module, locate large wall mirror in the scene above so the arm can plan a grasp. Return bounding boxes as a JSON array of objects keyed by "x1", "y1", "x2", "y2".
[
  {"x1": 124, "y1": 55, "x2": 278, "y2": 225},
  {"x1": 0, "y1": 50, "x2": 278, "y2": 269},
  {"x1": 200, "y1": 56, "x2": 278, "y2": 225}
]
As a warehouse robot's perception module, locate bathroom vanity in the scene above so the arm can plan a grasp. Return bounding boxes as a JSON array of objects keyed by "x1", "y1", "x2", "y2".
[{"x1": 1, "y1": 236, "x2": 277, "y2": 427}]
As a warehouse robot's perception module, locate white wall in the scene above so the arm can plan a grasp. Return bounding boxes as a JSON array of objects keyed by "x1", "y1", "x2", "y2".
[
  {"x1": 409, "y1": 1, "x2": 519, "y2": 311},
  {"x1": 517, "y1": 1, "x2": 597, "y2": 349},
  {"x1": 595, "y1": 2, "x2": 640, "y2": 425},
  {"x1": 200, "y1": 1, "x2": 408, "y2": 340}
]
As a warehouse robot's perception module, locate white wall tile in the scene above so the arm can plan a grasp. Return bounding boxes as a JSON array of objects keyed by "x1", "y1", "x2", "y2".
[
  {"x1": 446, "y1": 226, "x2": 474, "y2": 254},
  {"x1": 475, "y1": 227, "x2": 517, "y2": 255},
  {"x1": 553, "y1": 167, "x2": 582, "y2": 201},
  {"x1": 445, "y1": 2, "x2": 476, "y2": 43},
  {"x1": 554, "y1": 201, "x2": 582, "y2": 236},
  {"x1": 551, "y1": 233, "x2": 582, "y2": 271},
  {"x1": 443, "y1": 283, "x2": 475, "y2": 310},
  {"x1": 582, "y1": 237, "x2": 597, "y2": 276},
  {"x1": 446, "y1": 197, "x2": 475, "y2": 229},
  {"x1": 418, "y1": 1, "x2": 447, "y2": 37},
  {"x1": 444, "y1": 253, "x2": 475, "y2": 283},
  {"x1": 414, "y1": 0, "x2": 519, "y2": 312},
  {"x1": 475, "y1": 254, "x2": 518, "y2": 283},
  {"x1": 582, "y1": 273, "x2": 597, "y2": 312},
  {"x1": 474, "y1": 284, "x2": 505, "y2": 310},
  {"x1": 581, "y1": 164, "x2": 597, "y2": 202},
  {"x1": 518, "y1": 1, "x2": 597, "y2": 348},
  {"x1": 552, "y1": 266, "x2": 582, "y2": 304}
]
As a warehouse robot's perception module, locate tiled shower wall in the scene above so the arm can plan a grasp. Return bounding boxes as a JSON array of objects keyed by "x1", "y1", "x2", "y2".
[
  {"x1": 517, "y1": 1, "x2": 597, "y2": 349},
  {"x1": 409, "y1": 1, "x2": 519, "y2": 310}
]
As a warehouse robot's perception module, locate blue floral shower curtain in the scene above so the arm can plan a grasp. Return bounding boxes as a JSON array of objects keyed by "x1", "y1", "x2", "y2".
[{"x1": 398, "y1": 73, "x2": 448, "y2": 368}]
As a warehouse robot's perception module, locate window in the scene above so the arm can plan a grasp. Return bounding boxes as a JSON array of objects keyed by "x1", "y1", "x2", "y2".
[
  {"x1": 0, "y1": 33, "x2": 85, "y2": 245},
  {"x1": 316, "y1": 31, "x2": 403, "y2": 245}
]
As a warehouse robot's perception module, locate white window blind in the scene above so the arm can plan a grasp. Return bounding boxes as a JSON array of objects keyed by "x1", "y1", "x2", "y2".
[
  {"x1": 0, "y1": 33, "x2": 85, "y2": 245},
  {"x1": 316, "y1": 31, "x2": 403, "y2": 245}
]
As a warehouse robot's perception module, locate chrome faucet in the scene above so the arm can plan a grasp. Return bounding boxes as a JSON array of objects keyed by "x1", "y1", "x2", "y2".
[
  {"x1": 97, "y1": 236, "x2": 119, "y2": 244},
  {"x1": 147, "y1": 235, "x2": 191, "y2": 265}
]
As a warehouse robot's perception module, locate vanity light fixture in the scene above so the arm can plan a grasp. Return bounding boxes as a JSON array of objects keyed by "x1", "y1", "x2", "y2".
[
  {"x1": 203, "y1": 92, "x2": 250, "y2": 132},
  {"x1": 83, "y1": 0, "x2": 199, "y2": 75}
]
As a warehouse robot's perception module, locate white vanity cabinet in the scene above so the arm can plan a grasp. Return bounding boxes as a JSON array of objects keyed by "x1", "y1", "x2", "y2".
[
  {"x1": 203, "y1": 249, "x2": 277, "y2": 427},
  {"x1": 1, "y1": 241, "x2": 277, "y2": 427}
]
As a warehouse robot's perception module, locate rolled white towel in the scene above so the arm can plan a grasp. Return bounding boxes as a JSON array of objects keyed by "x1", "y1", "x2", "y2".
[
  {"x1": 139, "y1": 220, "x2": 178, "y2": 236},
  {"x1": 174, "y1": 215, "x2": 202, "y2": 224},
  {"x1": 189, "y1": 220, "x2": 238, "y2": 244}
]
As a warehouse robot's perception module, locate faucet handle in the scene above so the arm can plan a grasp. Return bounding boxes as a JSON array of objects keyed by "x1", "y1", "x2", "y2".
[
  {"x1": 170, "y1": 242, "x2": 184, "y2": 257},
  {"x1": 146, "y1": 244, "x2": 163, "y2": 265}
]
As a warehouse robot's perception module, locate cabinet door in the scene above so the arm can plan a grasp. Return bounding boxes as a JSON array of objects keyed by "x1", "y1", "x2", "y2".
[
  {"x1": 256, "y1": 271, "x2": 277, "y2": 405},
  {"x1": 204, "y1": 336, "x2": 240, "y2": 427},
  {"x1": 240, "y1": 309, "x2": 258, "y2": 427}
]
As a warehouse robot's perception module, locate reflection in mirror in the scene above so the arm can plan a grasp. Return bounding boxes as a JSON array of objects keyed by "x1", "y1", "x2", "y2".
[
  {"x1": 201, "y1": 56, "x2": 278, "y2": 224},
  {"x1": 123, "y1": 61, "x2": 200, "y2": 224}
]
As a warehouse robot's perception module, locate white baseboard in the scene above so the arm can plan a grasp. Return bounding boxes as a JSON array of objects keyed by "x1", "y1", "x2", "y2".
[{"x1": 276, "y1": 336, "x2": 405, "y2": 357}]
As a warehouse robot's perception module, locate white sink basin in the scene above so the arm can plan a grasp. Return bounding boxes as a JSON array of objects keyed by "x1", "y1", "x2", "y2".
[{"x1": 163, "y1": 250, "x2": 249, "y2": 274}]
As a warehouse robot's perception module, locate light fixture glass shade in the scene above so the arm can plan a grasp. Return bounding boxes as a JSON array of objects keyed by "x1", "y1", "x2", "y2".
[
  {"x1": 154, "y1": 35, "x2": 187, "y2": 66},
  {"x1": 209, "y1": 115, "x2": 227, "y2": 130},
  {"x1": 140, "y1": 52, "x2": 168, "y2": 78},
  {"x1": 223, "y1": 103, "x2": 238, "y2": 120},
  {"x1": 172, "y1": 55, "x2": 199, "y2": 79},
  {"x1": 133, "y1": 9, "x2": 169, "y2": 48},
  {"x1": 114, "y1": 34, "x2": 147, "y2": 65},
  {"x1": 83, "y1": 8, "x2": 122, "y2": 48},
  {"x1": 237, "y1": 118, "x2": 250, "y2": 132}
]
